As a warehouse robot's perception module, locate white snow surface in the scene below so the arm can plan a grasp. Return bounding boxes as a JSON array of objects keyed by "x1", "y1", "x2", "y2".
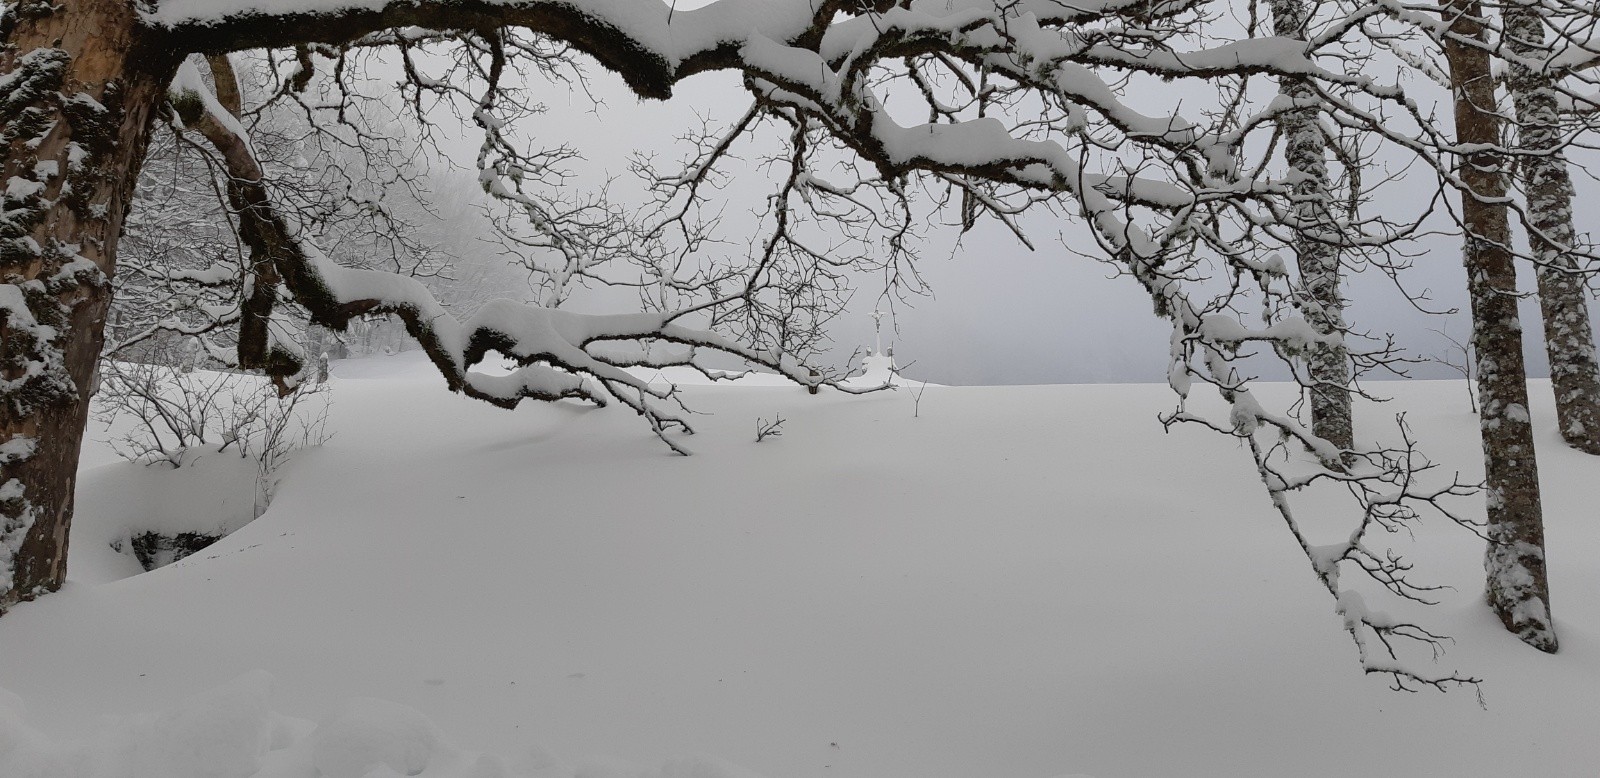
[{"x1": 3, "y1": 350, "x2": 1599, "y2": 777}]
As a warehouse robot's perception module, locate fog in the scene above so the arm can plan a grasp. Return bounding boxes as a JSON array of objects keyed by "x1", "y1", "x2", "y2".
[{"x1": 424, "y1": 59, "x2": 1600, "y2": 387}]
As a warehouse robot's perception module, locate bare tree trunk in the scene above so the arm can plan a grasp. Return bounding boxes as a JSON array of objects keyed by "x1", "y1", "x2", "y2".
[
  {"x1": 1269, "y1": 0, "x2": 1354, "y2": 453},
  {"x1": 0, "y1": 1, "x2": 176, "y2": 610},
  {"x1": 1504, "y1": 0, "x2": 1600, "y2": 454},
  {"x1": 1440, "y1": 0, "x2": 1557, "y2": 652}
]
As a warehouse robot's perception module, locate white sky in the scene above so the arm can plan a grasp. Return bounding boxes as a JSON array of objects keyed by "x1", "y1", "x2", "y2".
[{"x1": 418, "y1": 44, "x2": 1600, "y2": 387}]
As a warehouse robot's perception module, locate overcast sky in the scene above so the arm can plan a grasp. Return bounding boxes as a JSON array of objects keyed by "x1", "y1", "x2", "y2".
[{"x1": 427, "y1": 54, "x2": 1600, "y2": 388}]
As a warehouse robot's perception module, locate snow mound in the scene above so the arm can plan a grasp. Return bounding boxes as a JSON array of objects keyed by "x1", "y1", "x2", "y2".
[
  {"x1": 0, "y1": 674, "x2": 798, "y2": 778},
  {"x1": 69, "y1": 446, "x2": 264, "y2": 581},
  {"x1": 309, "y1": 698, "x2": 439, "y2": 778},
  {"x1": 0, "y1": 671, "x2": 284, "y2": 778}
]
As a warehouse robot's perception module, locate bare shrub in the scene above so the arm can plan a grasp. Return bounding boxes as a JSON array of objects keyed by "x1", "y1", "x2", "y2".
[{"x1": 94, "y1": 358, "x2": 331, "y2": 516}]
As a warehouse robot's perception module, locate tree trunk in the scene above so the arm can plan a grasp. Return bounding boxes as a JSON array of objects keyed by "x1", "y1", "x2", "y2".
[
  {"x1": 1440, "y1": 0, "x2": 1558, "y2": 652},
  {"x1": 1504, "y1": 0, "x2": 1600, "y2": 454},
  {"x1": 1269, "y1": 0, "x2": 1354, "y2": 454},
  {"x1": 0, "y1": 1, "x2": 177, "y2": 610}
]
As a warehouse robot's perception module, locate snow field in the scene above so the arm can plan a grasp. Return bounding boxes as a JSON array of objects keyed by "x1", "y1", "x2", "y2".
[{"x1": 0, "y1": 351, "x2": 1597, "y2": 777}]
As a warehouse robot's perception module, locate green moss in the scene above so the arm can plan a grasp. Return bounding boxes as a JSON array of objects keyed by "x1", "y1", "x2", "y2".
[{"x1": 168, "y1": 89, "x2": 206, "y2": 127}]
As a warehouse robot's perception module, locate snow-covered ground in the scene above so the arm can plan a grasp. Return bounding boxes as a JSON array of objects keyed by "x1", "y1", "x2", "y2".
[{"x1": 2, "y1": 351, "x2": 1598, "y2": 777}]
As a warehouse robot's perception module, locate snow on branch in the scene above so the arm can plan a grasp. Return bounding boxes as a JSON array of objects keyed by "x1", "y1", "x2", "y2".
[
  {"x1": 170, "y1": 56, "x2": 861, "y2": 454},
  {"x1": 132, "y1": 0, "x2": 1538, "y2": 685}
]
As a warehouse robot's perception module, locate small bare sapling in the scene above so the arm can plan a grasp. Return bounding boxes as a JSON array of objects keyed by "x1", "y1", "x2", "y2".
[{"x1": 755, "y1": 415, "x2": 786, "y2": 442}]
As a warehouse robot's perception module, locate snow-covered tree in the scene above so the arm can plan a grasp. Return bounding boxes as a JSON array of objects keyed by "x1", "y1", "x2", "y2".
[
  {"x1": 6, "y1": 0, "x2": 1588, "y2": 688},
  {"x1": 1363, "y1": 0, "x2": 1600, "y2": 655},
  {"x1": 1269, "y1": 0, "x2": 1353, "y2": 455},
  {"x1": 1256, "y1": 0, "x2": 1600, "y2": 657},
  {"x1": 1504, "y1": 0, "x2": 1600, "y2": 455},
  {"x1": 1435, "y1": 0, "x2": 1556, "y2": 652}
]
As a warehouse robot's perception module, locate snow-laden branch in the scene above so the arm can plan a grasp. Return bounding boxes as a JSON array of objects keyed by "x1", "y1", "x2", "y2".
[
  {"x1": 130, "y1": 0, "x2": 1534, "y2": 685},
  {"x1": 171, "y1": 56, "x2": 870, "y2": 454}
]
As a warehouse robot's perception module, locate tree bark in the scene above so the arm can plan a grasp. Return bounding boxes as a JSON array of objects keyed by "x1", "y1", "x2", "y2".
[
  {"x1": 1440, "y1": 0, "x2": 1558, "y2": 652},
  {"x1": 0, "y1": 1, "x2": 178, "y2": 610},
  {"x1": 1504, "y1": 0, "x2": 1600, "y2": 455},
  {"x1": 1269, "y1": 0, "x2": 1354, "y2": 454}
]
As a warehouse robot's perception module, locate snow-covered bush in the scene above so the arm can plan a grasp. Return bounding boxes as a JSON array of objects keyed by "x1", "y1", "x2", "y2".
[
  {"x1": 95, "y1": 359, "x2": 330, "y2": 476},
  {"x1": 92, "y1": 358, "x2": 330, "y2": 569}
]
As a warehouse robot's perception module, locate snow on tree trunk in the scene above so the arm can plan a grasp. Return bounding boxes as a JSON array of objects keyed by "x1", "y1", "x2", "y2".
[
  {"x1": 0, "y1": 1, "x2": 177, "y2": 610},
  {"x1": 1504, "y1": 0, "x2": 1600, "y2": 455},
  {"x1": 1269, "y1": 0, "x2": 1353, "y2": 454},
  {"x1": 1440, "y1": 0, "x2": 1557, "y2": 652}
]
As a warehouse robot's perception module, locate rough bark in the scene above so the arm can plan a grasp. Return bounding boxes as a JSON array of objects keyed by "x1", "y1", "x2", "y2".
[
  {"x1": 1504, "y1": 0, "x2": 1600, "y2": 454},
  {"x1": 0, "y1": 0, "x2": 179, "y2": 610},
  {"x1": 1440, "y1": 0, "x2": 1557, "y2": 652},
  {"x1": 1269, "y1": 0, "x2": 1354, "y2": 454}
]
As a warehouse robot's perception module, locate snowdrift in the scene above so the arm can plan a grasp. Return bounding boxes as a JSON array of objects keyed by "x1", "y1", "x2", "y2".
[{"x1": 1, "y1": 351, "x2": 1596, "y2": 777}]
